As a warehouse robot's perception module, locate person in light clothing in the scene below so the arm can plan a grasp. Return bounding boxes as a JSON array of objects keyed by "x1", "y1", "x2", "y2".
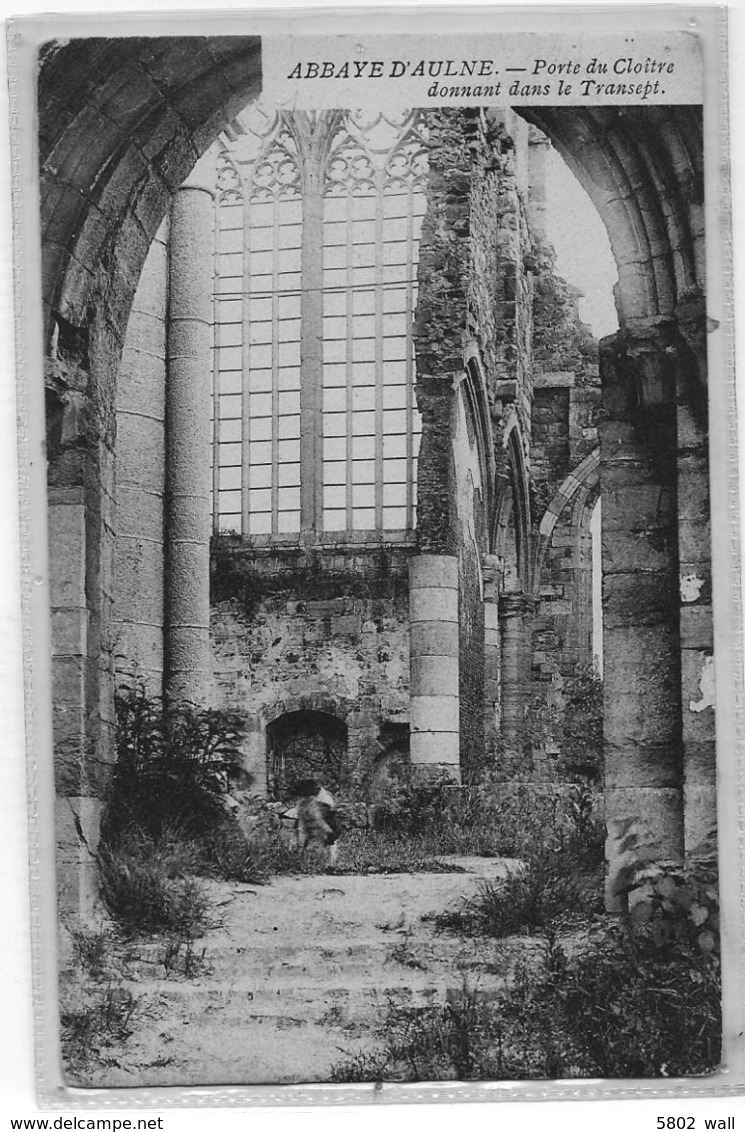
[{"x1": 294, "y1": 778, "x2": 341, "y2": 866}]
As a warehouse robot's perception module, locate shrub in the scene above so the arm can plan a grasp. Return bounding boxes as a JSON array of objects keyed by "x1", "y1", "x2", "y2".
[
  {"x1": 331, "y1": 922, "x2": 721, "y2": 1083},
  {"x1": 105, "y1": 686, "x2": 247, "y2": 844},
  {"x1": 98, "y1": 829, "x2": 210, "y2": 937},
  {"x1": 621, "y1": 828, "x2": 719, "y2": 954},
  {"x1": 554, "y1": 922, "x2": 721, "y2": 1077}
]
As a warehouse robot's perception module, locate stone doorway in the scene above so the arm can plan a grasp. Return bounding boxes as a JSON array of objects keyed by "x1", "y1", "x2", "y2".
[{"x1": 266, "y1": 710, "x2": 348, "y2": 800}]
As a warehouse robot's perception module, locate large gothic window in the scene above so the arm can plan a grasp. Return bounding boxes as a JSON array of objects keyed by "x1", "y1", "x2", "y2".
[{"x1": 211, "y1": 108, "x2": 426, "y2": 539}]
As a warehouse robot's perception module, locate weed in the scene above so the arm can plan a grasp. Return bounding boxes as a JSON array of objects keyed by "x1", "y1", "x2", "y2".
[
  {"x1": 331, "y1": 922, "x2": 721, "y2": 1083},
  {"x1": 61, "y1": 985, "x2": 139, "y2": 1076},
  {"x1": 387, "y1": 934, "x2": 428, "y2": 971},
  {"x1": 71, "y1": 928, "x2": 117, "y2": 981},
  {"x1": 160, "y1": 938, "x2": 209, "y2": 979}
]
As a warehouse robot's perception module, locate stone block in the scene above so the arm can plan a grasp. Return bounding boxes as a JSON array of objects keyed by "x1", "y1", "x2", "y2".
[
  {"x1": 409, "y1": 587, "x2": 458, "y2": 624},
  {"x1": 51, "y1": 609, "x2": 87, "y2": 657},
  {"x1": 603, "y1": 573, "x2": 676, "y2": 629},
  {"x1": 601, "y1": 530, "x2": 672, "y2": 575},
  {"x1": 410, "y1": 620, "x2": 459, "y2": 658},
  {"x1": 682, "y1": 650, "x2": 716, "y2": 727},
  {"x1": 483, "y1": 603, "x2": 499, "y2": 631},
  {"x1": 116, "y1": 491, "x2": 164, "y2": 547},
  {"x1": 683, "y1": 785, "x2": 717, "y2": 856},
  {"x1": 410, "y1": 731, "x2": 460, "y2": 766},
  {"x1": 601, "y1": 484, "x2": 675, "y2": 531},
  {"x1": 48, "y1": 503, "x2": 86, "y2": 610},
  {"x1": 678, "y1": 519, "x2": 712, "y2": 569},
  {"x1": 53, "y1": 655, "x2": 86, "y2": 706},
  {"x1": 56, "y1": 797, "x2": 104, "y2": 920},
  {"x1": 113, "y1": 623, "x2": 164, "y2": 684},
  {"x1": 409, "y1": 555, "x2": 459, "y2": 590},
  {"x1": 331, "y1": 614, "x2": 362, "y2": 639},
  {"x1": 603, "y1": 624, "x2": 681, "y2": 750},
  {"x1": 410, "y1": 655, "x2": 459, "y2": 697},
  {"x1": 411, "y1": 695, "x2": 459, "y2": 734},
  {"x1": 683, "y1": 738, "x2": 717, "y2": 784}
]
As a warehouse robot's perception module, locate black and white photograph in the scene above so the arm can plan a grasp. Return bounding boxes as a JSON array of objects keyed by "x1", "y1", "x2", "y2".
[{"x1": 8, "y1": 6, "x2": 744, "y2": 1105}]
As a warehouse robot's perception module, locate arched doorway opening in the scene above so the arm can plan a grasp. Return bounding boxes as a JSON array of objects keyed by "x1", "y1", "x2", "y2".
[{"x1": 266, "y1": 710, "x2": 348, "y2": 801}]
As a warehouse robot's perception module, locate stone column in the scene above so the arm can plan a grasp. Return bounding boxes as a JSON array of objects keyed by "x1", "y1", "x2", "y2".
[
  {"x1": 483, "y1": 555, "x2": 501, "y2": 754},
  {"x1": 113, "y1": 219, "x2": 169, "y2": 693},
  {"x1": 600, "y1": 332, "x2": 684, "y2": 911},
  {"x1": 165, "y1": 160, "x2": 214, "y2": 706},
  {"x1": 498, "y1": 591, "x2": 532, "y2": 749},
  {"x1": 672, "y1": 302, "x2": 716, "y2": 855},
  {"x1": 409, "y1": 555, "x2": 460, "y2": 782}
]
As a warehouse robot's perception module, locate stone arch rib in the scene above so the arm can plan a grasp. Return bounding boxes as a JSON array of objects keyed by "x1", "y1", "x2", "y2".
[
  {"x1": 531, "y1": 447, "x2": 600, "y2": 596},
  {"x1": 40, "y1": 37, "x2": 262, "y2": 343},
  {"x1": 517, "y1": 106, "x2": 704, "y2": 327}
]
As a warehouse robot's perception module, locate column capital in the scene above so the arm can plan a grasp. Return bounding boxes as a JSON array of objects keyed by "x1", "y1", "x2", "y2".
[{"x1": 498, "y1": 590, "x2": 533, "y2": 618}]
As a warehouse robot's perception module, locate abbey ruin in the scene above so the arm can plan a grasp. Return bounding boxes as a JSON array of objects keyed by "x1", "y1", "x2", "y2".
[{"x1": 37, "y1": 38, "x2": 714, "y2": 919}]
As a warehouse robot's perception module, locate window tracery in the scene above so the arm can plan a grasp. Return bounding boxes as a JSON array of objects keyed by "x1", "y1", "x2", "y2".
[{"x1": 212, "y1": 107, "x2": 427, "y2": 538}]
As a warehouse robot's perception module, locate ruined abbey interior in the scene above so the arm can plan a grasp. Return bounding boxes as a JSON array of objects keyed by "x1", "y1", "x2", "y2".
[{"x1": 38, "y1": 39, "x2": 714, "y2": 919}]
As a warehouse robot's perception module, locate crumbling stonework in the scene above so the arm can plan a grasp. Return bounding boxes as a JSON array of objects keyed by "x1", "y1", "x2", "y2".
[{"x1": 210, "y1": 543, "x2": 412, "y2": 795}]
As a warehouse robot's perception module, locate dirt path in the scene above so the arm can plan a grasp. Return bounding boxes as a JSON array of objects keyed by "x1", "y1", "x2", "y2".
[{"x1": 75, "y1": 858, "x2": 519, "y2": 1088}]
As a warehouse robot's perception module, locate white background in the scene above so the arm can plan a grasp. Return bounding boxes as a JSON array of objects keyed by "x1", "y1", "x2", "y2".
[{"x1": 0, "y1": 2, "x2": 743, "y2": 1127}]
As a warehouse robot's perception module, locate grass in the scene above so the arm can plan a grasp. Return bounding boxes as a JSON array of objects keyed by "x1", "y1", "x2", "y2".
[{"x1": 98, "y1": 829, "x2": 211, "y2": 938}]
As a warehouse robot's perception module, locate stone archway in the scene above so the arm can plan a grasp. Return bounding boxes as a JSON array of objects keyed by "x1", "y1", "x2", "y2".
[
  {"x1": 38, "y1": 42, "x2": 711, "y2": 914},
  {"x1": 266, "y1": 710, "x2": 348, "y2": 801}
]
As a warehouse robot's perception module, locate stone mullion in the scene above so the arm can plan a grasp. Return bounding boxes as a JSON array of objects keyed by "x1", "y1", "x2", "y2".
[
  {"x1": 211, "y1": 209, "x2": 222, "y2": 536},
  {"x1": 406, "y1": 182, "x2": 415, "y2": 530},
  {"x1": 300, "y1": 158, "x2": 324, "y2": 535},
  {"x1": 345, "y1": 190, "x2": 354, "y2": 529},
  {"x1": 240, "y1": 192, "x2": 251, "y2": 538},
  {"x1": 374, "y1": 182, "x2": 385, "y2": 530},
  {"x1": 270, "y1": 192, "x2": 281, "y2": 536},
  {"x1": 164, "y1": 163, "x2": 215, "y2": 707},
  {"x1": 600, "y1": 333, "x2": 685, "y2": 910}
]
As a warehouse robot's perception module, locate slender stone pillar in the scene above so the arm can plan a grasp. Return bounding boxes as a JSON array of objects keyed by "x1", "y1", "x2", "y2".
[
  {"x1": 483, "y1": 555, "x2": 501, "y2": 754},
  {"x1": 165, "y1": 161, "x2": 214, "y2": 706},
  {"x1": 409, "y1": 555, "x2": 460, "y2": 782},
  {"x1": 113, "y1": 219, "x2": 169, "y2": 693},
  {"x1": 498, "y1": 591, "x2": 532, "y2": 748},
  {"x1": 600, "y1": 333, "x2": 684, "y2": 911}
]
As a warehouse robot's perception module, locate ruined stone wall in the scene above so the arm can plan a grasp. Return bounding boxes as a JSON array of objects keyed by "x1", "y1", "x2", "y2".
[
  {"x1": 210, "y1": 542, "x2": 412, "y2": 796},
  {"x1": 527, "y1": 252, "x2": 603, "y2": 756}
]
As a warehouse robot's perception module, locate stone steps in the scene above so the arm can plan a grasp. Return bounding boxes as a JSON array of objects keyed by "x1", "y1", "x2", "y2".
[{"x1": 76, "y1": 859, "x2": 515, "y2": 1088}]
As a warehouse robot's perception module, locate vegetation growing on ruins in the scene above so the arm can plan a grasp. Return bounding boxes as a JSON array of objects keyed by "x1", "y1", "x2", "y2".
[
  {"x1": 332, "y1": 824, "x2": 721, "y2": 1082},
  {"x1": 84, "y1": 688, "x2": 720, "y2": 1084},
  {"x1": 210, "y1": 537, "x2": 407, "y2": 618},
  {"x1": 556, "y1": 669, "x2": 604, "y2": 783}
]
